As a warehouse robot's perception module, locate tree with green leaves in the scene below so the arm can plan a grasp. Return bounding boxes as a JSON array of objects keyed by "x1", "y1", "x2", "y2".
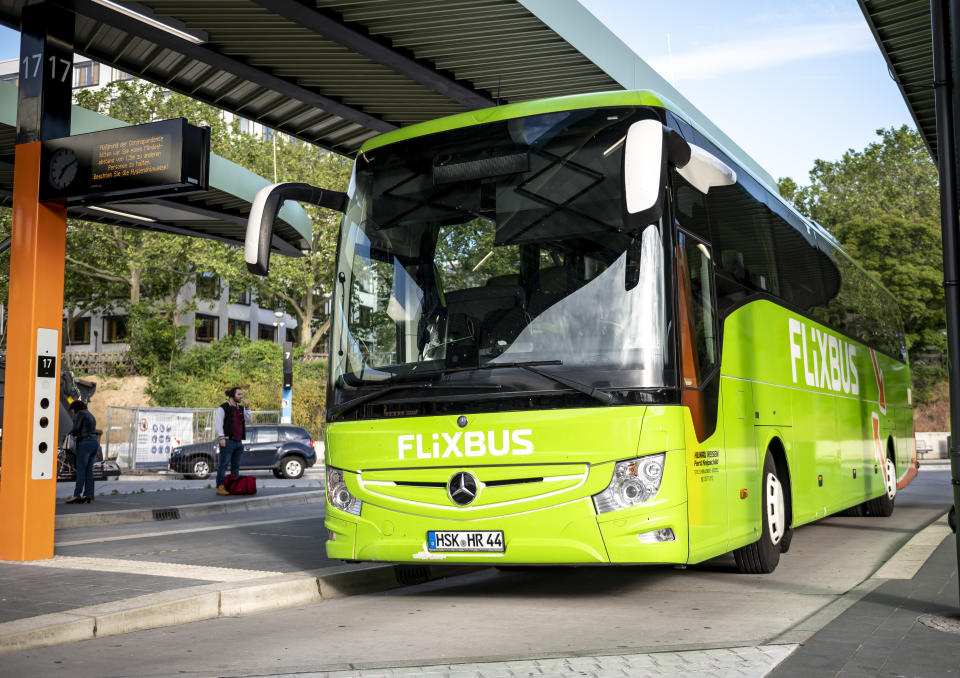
[
  {"x1": 190, "y1": 131, "x2": 351, "y2": 352},
  {"x1": 783, "y1": 125, "x2": 939, "y2": 229}
]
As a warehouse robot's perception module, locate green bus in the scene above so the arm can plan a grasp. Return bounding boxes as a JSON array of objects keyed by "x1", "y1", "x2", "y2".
[{"x1": 249, "y1": 90, "x2": 919, "y2": 573}]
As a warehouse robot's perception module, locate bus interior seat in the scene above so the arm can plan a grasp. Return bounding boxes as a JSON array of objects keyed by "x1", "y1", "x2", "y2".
[
  {"x1": 444, "y1": 285, "x2": 524, "y2": 353},
  {"x1": 528, "y1": 266, "x2": 568, "y2": 316}
]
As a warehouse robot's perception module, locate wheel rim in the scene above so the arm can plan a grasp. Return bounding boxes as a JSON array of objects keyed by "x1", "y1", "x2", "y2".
[
  {"x1": 885, "y1": 458, "x2": 897, "y2": 500},
  {"x1": 766, "y1": 472, "x2": 786, "y2": 545},
  {"x1": 195, "y1": 460, "x2": 209, "y2": 476},
  {"x1": 285, "y1": 459, "x2": 302, "y2": 477}
]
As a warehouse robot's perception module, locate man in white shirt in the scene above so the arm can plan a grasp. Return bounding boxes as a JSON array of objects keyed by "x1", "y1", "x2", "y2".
[{"x1": 214, "y1": 386, "x2": 252, "y2": 495}]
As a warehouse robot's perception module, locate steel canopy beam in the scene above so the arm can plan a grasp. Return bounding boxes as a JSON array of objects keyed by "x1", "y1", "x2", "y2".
[
  {"x1": 59, "y1": 0, "x2": 397, "y2": 134},
  {"x1": 251, "y1": 0, "x2": 495, "y2": 110}
]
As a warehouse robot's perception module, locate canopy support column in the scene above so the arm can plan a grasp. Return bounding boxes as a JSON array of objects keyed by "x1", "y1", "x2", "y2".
[
  {"x1": 0, "y1": 2, "x2": 73, "y2": 561},
  {"x1": 931, "y1": 0, "x2": 960, "y2": 605}
]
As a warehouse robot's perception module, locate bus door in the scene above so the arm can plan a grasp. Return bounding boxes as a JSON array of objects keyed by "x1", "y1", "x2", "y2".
[{"x1": 676, "y1": 229, "x2": 727, "y2": 561}]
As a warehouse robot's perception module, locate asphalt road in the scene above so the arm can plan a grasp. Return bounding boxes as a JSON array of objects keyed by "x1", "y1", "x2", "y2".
[
  {"x1": 56, "y1": 502, "x2": 330, "y2": 574},
  {"x1": 3, "y1": 466, "x2": 954, "y2": 678}
]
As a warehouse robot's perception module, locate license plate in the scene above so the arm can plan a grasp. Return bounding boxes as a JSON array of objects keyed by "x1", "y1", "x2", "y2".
[{"x1": 427, "y1": 530, "x2": 504, "y2": 552}]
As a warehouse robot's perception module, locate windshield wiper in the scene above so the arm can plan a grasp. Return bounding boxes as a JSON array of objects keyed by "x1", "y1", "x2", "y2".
[
  {"x1": 329, "y1": 383, "x2": 502, "y2": 418},
  {"x1": 333, "y1": 359, "x2": 612, "y2": 417},
  {"x1": 390, "y1": 359, "x2": 561, "y2": 383},
  {"x1": 502, "y1": 361, "x2": 615, "y2": 404},
  {"x1": 409, "y1": 359, "x2": 614, "y2": 404}
]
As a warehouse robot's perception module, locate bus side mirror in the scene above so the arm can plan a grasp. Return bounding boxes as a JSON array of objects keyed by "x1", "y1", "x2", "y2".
[
  {"x1": 623, "y1": 120, "x2": 691, "y2": 227},
  {"x1": 245, "y1": 182, "x2": 348, "y2": 276}
]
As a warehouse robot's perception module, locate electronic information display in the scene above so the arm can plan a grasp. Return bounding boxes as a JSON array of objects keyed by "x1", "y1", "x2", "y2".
[{"x1": 39, "y1": 118, "x2": 209, "y2": 204}]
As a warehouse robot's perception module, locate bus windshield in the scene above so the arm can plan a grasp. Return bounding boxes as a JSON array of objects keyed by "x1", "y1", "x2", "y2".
[{"x1": 330, "y1": 107, "x2": 676, "y2": 401}]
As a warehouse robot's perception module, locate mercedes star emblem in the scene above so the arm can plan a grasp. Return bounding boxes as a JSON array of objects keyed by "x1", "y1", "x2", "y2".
[{"x1": 448, "y1": 471, "x2": 479, "y2": 506}]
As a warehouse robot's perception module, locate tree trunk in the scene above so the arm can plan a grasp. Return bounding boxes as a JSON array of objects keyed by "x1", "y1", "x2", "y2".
[
  {"x1": 129, "y1": 265, "x2": 141, "y2": 304},
  {"x1": 300, "y1": 288, "x2": 314, "y2": 348}
]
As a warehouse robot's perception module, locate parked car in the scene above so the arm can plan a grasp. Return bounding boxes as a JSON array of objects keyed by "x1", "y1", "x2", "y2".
[{"x1": 168, "y1": 424, "x2": 316, "y2": 480}]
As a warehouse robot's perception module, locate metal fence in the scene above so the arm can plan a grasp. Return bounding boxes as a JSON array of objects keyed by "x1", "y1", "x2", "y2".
[
  {"x1": 105, "y1": 405, "x2": 281, "y2": 472},
  {"x1": 63, "y1": 351, "x2": 135, "y2": 375}
]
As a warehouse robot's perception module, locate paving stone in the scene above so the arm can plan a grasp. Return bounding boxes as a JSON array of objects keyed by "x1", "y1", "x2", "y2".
[{"x1": 650, "y1": 652, "x2": 688, "y2": 666}]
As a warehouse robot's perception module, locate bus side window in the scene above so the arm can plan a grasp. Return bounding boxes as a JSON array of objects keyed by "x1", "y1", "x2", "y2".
[
  {"x1": 673, "y1": 173, "x2": 764, "y2": 312},
  {"x1": 705, "y1": 184, "x2": 780, "y2": 298},
  {"x1": 677, "y1": 231, "x2": 718, "y2": 387}
]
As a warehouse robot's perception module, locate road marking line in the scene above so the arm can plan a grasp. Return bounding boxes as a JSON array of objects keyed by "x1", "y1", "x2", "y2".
[
  {"x1": 872, "y1": 516, "x2": 951, "y2": 580},
  {"x1": 56, "y1": 514, "x2": 319, "y2": 547},
  {"x1": 247, "y1": 532, "x2": 318, "y2": 539},
  {"x1": 0, "y1": 556, "x2": 283, "y2": 582}
]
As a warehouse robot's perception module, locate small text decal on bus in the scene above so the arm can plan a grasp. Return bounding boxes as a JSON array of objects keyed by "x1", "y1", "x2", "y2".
[
  {"x1": 788, "y1": 318, "x2": 859, "y2": 395},
  {"x1": 397, "y1": 430, "x2": 534, "y2": 460}
]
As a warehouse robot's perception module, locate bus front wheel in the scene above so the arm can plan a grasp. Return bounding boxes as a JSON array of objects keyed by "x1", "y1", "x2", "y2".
[{"x1": 734, "y1": 451, "x2": 784, "y2": 574}]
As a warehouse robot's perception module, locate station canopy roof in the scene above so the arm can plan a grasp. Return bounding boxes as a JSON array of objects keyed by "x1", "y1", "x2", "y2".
[
  {"x1": 0, "y1": 0, "x2": 782, "y2": 245},
  {"x1": 0, "y1": 80, "x2": 312, "y2": 255},
  {"x1": 0, "y1": 0, "x2": 623, "y2": 157},
  {"x1": 859, "y1": 0, "x2": 938, "y2": 159}
]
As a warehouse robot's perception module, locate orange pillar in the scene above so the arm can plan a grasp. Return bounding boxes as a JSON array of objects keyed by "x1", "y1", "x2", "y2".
[{"x1": 0, "y1": 141, "x2": 67, "y2": 560}]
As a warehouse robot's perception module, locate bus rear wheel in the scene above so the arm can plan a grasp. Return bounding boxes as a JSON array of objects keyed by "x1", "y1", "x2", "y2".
[
  {"x1": 734, "y1": 452, "x2": 784, "y2": 574},
  {"x1": 864, "y1": 457, "x2": 896, "y2": 517}
]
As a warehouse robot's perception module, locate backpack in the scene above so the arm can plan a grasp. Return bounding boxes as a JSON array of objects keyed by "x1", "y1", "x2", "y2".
[{"x1": 224, "y1": 473, "x2": 256, "y2": 495}]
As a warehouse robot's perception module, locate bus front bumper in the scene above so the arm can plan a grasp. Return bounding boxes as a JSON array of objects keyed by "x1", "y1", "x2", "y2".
[{"x1": 325, "y1": 497, "x2": 688, "y2": 565}]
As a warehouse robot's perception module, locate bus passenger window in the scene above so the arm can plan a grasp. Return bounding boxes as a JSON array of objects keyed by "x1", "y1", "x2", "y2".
[
  {"x1": 678, "y1": 231, "x2": 718, "y2": 387},
  {"x1": 673, "y1": 181, "x2": 711, "y2": 242},
  {"x1": 704, "y1": 184, "x2": 779, "y2": 298}
]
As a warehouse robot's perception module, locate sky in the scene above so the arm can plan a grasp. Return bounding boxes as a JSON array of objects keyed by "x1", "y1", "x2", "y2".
[
  {"x1": 577, "y1": 0, "x2": 914, "y2": 184},
  {"x1": 0, "y1": 1, "x2": 914, "y2": 185}
]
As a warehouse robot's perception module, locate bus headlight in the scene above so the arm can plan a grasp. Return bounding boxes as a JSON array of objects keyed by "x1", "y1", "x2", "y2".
[
  {"x1": 593, "y1": 454, "x2": 665, "y2": 514},
  {"x1": 326, "y1": 466, "x2": 362, "y2": 516}
]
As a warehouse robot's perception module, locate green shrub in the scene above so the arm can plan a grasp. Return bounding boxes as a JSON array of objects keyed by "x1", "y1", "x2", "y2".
[{"x1": 148, "y1": 334, "x2": 327, "y2": 438}]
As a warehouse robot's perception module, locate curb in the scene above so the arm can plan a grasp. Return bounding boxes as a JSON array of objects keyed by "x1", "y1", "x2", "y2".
[
  {"x1": 0, "y1": 563, "x2": 483, "y2": 656},
  {"x1": 55, "y1": 490, "x2": 326, "y2": 530}
]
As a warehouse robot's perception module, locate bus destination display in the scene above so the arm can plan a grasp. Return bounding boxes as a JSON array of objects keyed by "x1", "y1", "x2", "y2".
[{"x1": 39, "y1": 118, "x2": 210, "y2": 204}]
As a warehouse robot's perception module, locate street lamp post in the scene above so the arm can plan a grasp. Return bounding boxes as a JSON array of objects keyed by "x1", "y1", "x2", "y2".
[
  {"x1": 273, "y1": 310, "x2": 284, "y2": 345},
  {"x1": 273, "y1": 310, "x2": 293, "y2": 424}
]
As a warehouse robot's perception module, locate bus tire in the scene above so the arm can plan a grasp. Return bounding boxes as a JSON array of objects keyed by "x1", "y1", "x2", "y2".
[
  {"x1": 866, "y1": 457, "x2": 896, "y2": 517},
  {"x1": 779, "y1": 527, "x2": 793, "y2": 554},
  {"x1": 734, "y1": 452, "x2": 784, "y2": 574}
]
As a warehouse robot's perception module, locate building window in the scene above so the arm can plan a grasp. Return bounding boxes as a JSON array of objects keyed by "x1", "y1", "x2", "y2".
[
  {"x1": 196, "y1": 272, "x2": 220, "y2": 300},
  {"x1": 195, "y1": 314, "x2": 219, "y2": 342},
  {"x1": 63, "y1": 317, "x2": 91, "y2": 345},
  {"x1": 228, "y1": 286, "x2": 250, "y2": 305},
  {"x1": 285, "y1": 328, "x2": 298, "y2": 346},
  {"x1": 228, "y1": 318, "x2": 249, "y2": 338},
  {"x1": 103, "y1": 316, "x2": 128, "y2": 343},
  {"x1": 258, "y1": 323, "x2": 276, "y2": 341},
  {"x1": 0, "y1": 73, "x2": 18, "y2": 85},
  {"x1": 116, "y1": 69, "x2": 134, "y2": 81},
  {"x1": 74, "y1": 62, "x2": 99, "y2": 88},
  {"x1": 239, "y1": 117, "x2": 252, "y2": 134}
]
